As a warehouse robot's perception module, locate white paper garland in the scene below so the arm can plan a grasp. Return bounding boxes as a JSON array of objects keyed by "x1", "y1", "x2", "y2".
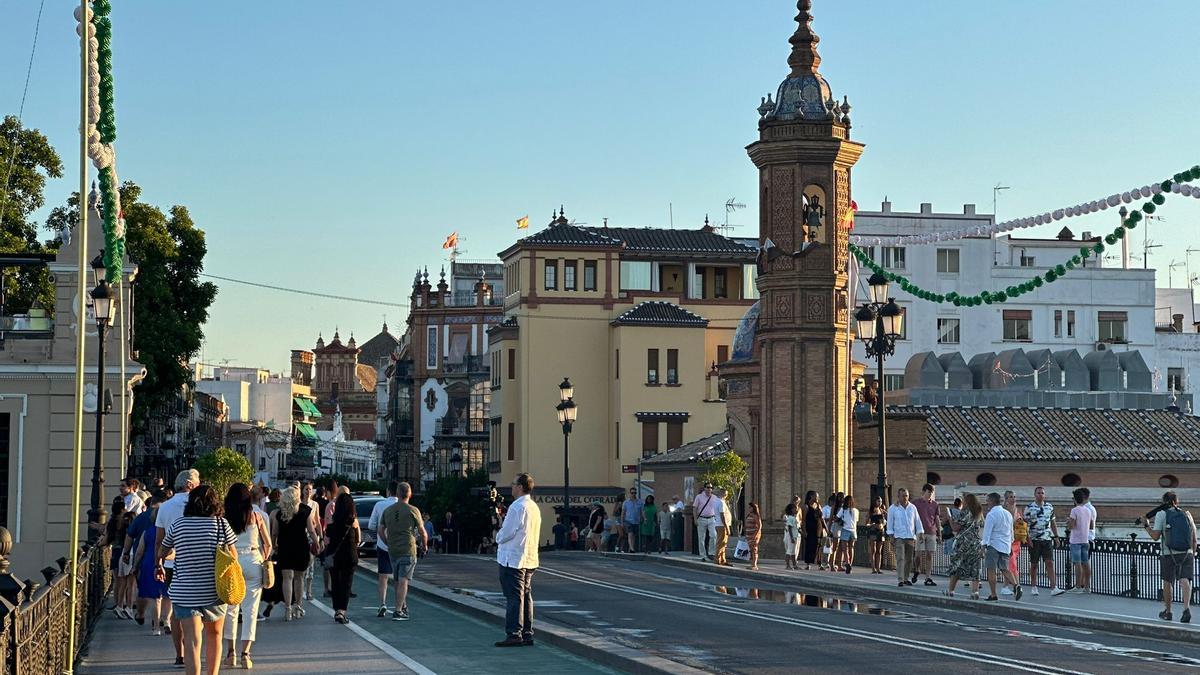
[
  {"x1": 76, "y1": 2, "x2": 124, "y2": 240},
  {"x1": 852, "y1": 177, "x2": 1200, "y2": 246}
]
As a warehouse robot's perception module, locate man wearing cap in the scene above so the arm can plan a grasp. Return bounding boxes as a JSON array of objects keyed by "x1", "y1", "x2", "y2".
[{"x1": 693, "y1": 483, "x2": 718, "y2": 561}]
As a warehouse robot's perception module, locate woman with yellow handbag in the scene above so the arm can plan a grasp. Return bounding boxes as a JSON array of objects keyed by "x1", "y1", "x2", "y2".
[
  {"x1": 221, "y1": 484, "x2": 273, "y2": 669},
  {"x1": 157, "y1": 484, "x2": 239, "y2": 675}
]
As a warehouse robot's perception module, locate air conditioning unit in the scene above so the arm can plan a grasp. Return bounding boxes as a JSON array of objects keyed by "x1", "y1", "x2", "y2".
[{"x1": 1095, "y1": 342, "x2": 1108, "y2": 351}]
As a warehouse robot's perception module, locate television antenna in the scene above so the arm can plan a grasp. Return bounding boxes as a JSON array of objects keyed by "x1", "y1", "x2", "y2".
[
  {"x1": 721, "y1": 197, "x2": 746, "y2": 234},
  {"x1": 992, "y1": 183, "x2": 1010, "y2": 218},
  {"x1": 1143, "y1": 215, "x2": 1166, "y2": 270},
  {"x1": 1170, "y1": 260, "x2": 1186, "y2": 288}
]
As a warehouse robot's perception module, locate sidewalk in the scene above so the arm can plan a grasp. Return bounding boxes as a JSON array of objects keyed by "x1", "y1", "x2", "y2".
[
  {"x1": 78, "y1": 600, "x2": 420, "y2": 675},
  {"x1": 609, "y1": 551, "x2": 1200, "y2": 644}
]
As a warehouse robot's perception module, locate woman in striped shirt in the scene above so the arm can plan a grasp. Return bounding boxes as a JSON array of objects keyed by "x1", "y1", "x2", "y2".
[{"x1": 157, "y1": 485, "x2": 237, "y2": 675}]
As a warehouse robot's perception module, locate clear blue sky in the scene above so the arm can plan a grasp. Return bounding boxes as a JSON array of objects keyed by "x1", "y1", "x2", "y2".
[{"x1": 2, "y1": 2, "x2": 1198, "y2": 372}]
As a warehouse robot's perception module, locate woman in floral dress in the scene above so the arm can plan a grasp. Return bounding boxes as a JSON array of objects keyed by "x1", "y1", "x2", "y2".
[{"x1": 945, "y1": 492, "x2": 984, "y2": 599}]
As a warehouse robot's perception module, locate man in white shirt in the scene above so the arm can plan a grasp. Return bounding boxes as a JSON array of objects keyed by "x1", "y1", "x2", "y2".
[
  {"x1": 496, "y1": 473, "x2": 541, "y2": 648},
  {"x1": 982, "y1": 492, "x2": 1022, "y2": 601},
  {"x1": 672, "y1": 495, "x2": 684, "y2": 513},
  {"x1": 1082, "y1": 487, "x2": 1098, "y2": 542},
  {"x1": 154, "y1": 468, "x2": 198, "y2": 666},
  {"x1": 368, "y1": 481, "x2": 400, "y2": 616},
  {"x1": 886, "y1": 488, "x2": 923, "y2": 587},
  {"x1": 692, "y1": 483, "x2": 719, "y2": 561}
]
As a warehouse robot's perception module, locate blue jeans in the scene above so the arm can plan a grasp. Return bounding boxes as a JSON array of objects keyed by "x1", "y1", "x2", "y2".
[{"x1": 498, "y1": 566, "x2": 534, "y2": 640}]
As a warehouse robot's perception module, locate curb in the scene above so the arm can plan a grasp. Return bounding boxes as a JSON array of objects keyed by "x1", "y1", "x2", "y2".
[
  {"x1": 357, "y1": 562, "x2": 703, "y2": 675},
  {"x1": 601, "y1": 552, "x2": 1200, "y2": 645}
]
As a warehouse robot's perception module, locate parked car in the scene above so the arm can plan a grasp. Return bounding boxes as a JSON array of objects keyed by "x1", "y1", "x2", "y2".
[{"x1": 353, "y1": 494, "x2": 384, "y2": 557}]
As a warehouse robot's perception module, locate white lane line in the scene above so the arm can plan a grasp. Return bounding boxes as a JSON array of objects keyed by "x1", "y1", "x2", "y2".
[
  {"x1": 539, "y1": 566, "x2": 1090, "y2": 675},
  {"x1": 308, "y1": 598, "x2": 438, "y2": 675}
]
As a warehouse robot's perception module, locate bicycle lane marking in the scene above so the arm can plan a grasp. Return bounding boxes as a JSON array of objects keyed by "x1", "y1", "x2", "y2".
[
  {"x1": 308, "y1": 598, "x2": 437, "y2": 675},
  {"x1": 538, "y1": 565, "x2": 1091, "y2": 675}
]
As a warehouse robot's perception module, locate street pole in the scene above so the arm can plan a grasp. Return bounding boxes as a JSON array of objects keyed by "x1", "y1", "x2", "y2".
[
  {"x1": 875, "y1": 326, "x2": 888, "y2": 506},
  {"x1": 562, "y1": 429, "x2": 570, "y2": 528},
  {"x1": 87, "y1": 318, "x2": 108, "y2": 541},
  {"x1": 67, "y1": 0, "x2": 91, "y2": 668}
]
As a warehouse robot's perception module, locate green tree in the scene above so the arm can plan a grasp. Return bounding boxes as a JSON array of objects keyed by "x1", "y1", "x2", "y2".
[
  {"x1": 193, "y1": 447, "x2": 253, "y2": 497},
  {"x1": 0, "y1": 115, "x2": 63, "y2": 313},
  {"x1": 699, "y1": 451, "x2": 748, "y2": 528},
  {"x1": 116, "y1": 182, "x2": 218, "y2": 429}
]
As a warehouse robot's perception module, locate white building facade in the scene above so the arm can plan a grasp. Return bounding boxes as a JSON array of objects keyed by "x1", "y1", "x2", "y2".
[{"x1": 851, "y1": 202, "x2": 1200, "y2": 396}]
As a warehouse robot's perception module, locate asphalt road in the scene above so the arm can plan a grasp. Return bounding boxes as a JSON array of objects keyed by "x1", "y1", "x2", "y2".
[{"x1": 416, "y1": 552, "x2": 1200, "y2": 674}]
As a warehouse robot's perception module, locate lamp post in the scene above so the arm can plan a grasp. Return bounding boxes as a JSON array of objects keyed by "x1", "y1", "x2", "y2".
[
  {"x1": 449, "y1": 442, "x2": 464, "y2": 477},
  {"x1": 854, "y1": 272, "x2": 904, "y2": 506},
  {"x1": 555, "y1": 377, "x2": 577, "y2": 528},
  {"x1": 87, "y1": 252, "x2": 115, "y2": 541}
]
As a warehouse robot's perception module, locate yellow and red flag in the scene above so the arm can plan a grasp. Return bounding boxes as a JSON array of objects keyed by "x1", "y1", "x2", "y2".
[
  {"x1": 442, "y1": 232, "x2": 458, "y2": 249},
  {"x1": 840, "y1": 200, "x2": 858, "y2": 230},
  {"x1": 516, "y1": 215, "x2": 529, "y2": 229}
]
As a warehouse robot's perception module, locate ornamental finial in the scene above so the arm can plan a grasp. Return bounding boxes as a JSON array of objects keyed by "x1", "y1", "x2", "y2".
[{"x1": 787, "y1": 0, "x2": 822, "y2": 77}]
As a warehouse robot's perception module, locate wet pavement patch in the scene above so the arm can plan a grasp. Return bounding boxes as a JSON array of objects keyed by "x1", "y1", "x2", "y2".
[{"x1": 712, "y1": 585, "x2": 896, "y2": 615}]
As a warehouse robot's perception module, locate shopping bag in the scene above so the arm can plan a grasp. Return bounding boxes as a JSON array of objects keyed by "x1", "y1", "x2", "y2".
[{"x1": 733, "y1": 537, "x2": 751, "y2": 561}]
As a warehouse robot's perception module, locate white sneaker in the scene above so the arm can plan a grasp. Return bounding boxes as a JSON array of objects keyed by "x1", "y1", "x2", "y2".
[
  {"x1": 1000, "y1": 587, "x2": 1014, "y2": 596},
  {"x1": 1031, "y1": 587, "x2": 1040, "y2": 596},
  {"x1": 1051, "y1": 587, "x2": 1065, "y2": 596}
]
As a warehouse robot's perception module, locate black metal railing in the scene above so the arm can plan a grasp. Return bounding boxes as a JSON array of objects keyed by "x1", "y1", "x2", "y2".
[
  {"x1": 0, "y1": 530, "x2": 112, "y2": 675},
  {"x1": 852, "y1": 527, "x2": 1195, "y2": 603}
]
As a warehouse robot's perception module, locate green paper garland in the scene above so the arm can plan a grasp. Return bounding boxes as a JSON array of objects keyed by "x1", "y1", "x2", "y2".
[{"x1": 850, "y1": 168, "x2": 1199, "y2": 306}]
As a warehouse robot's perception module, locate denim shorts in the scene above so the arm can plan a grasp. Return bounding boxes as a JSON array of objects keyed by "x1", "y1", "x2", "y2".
[
  {"x1": 984, "y1": 546, "x2": 1010, "y2": 571},
  {"x1": 1070, "y1": 543, "x2": 1091, "y2": 564},
  {"x1": 173, "y1": 603, "x2": 226, "y2": 622},
  {"x1": 839, "y1": 529, "x2": 856, "y2": 542},
  {"x1": 392, "y1": 556, "x2": 417, "y2": 581}
]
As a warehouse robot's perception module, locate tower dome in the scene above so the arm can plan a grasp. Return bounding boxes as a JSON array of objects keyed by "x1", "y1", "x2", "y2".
[{"x1": 730, "y1": 301, "x2": 760, "y2": 362}]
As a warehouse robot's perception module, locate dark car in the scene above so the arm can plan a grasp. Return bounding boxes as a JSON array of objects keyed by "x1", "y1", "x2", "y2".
[{"x1": 353, "y1": 493, "x2": 384, "y2": 557}]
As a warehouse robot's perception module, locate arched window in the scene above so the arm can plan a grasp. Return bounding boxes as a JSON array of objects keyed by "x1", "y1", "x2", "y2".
[
  {"x1": 1160, "y1": 474, "x2": 1180, "y2": 488},
  {"x1": 976, "y1": 472, "x2": 996, "y2": 486},
  {"x1": 1061, "y1": 473, "x2": 1081, "y2": 487},
  {"x1": 926, "y1": 472, "x2": 942, "y2": 486}
]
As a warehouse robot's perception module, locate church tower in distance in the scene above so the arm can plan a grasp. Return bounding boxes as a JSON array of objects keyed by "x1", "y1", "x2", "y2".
[{"x1": 747, "y1": 0, "x2": 864, "y2": 519}]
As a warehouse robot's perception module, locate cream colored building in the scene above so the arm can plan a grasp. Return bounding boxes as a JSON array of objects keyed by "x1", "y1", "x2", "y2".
[
  {"x1": 0, "y1": 192, "x2": 142, "y2": 577},
  {"x1": 487, "y1": 213, "x2": 757, "y2": 529}
]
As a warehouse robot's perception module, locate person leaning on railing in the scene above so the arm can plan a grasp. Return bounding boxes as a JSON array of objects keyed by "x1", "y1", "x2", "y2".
[{"x1": 1143, "y1": 491, "x2": 1197, "y2": 623}]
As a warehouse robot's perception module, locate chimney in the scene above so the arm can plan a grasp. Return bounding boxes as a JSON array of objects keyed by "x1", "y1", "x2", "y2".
[
  {"x1": 919, "y1": 203, "x2": 932, "y2": 214},
  {"x1": 963, "y1": 204, "x2": 976, "y2": 216},
  {"x1": 881, "y1": 200, "x2": 892, "y2": 213},
  {"x1": 1174, "y1": 314, "x2": 1185, "y2": 333}
]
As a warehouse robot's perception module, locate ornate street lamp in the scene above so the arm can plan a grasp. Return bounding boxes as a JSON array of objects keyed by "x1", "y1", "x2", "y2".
[
  {"x1": 855, "y1": 271, "x2": 904, "y2": 505},
  {"x1": 87, "y1": 252, "x2": 115, "y2": 541},
  {"x1": 450, "y1": 441, "x2": 464, "y2": 477},
  {"x1": 555, "y1": 377, "x2": 578, "y2": 527}
]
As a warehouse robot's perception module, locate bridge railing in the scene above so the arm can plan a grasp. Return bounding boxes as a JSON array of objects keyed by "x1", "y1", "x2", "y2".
[
  {"x1": 0, "y1": 527, "x2": 112, "y2": 675},
  {"x1": 853, "y1": 527, "x2": 1193, "y2": 603}
]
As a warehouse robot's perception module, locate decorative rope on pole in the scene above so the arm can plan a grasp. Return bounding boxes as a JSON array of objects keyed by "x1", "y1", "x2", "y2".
[{"x1": 850, "y1": 167, "x2": 1200, "y2": 307}]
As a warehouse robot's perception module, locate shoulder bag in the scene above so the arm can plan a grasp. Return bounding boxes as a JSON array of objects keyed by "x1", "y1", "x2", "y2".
[{"x1": 214, "y1": 520, "x2": 246, "y2": 605}]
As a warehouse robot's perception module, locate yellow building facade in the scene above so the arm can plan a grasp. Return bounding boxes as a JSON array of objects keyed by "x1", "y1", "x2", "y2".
[{"x1": 488, "y1": 213, "x2": 757, "y2": 529}]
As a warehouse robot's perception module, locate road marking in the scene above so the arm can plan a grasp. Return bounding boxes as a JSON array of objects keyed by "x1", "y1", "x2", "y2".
[
  {"x1": 308, "y1": 598, "x2": 438, "y2": 675},
  {"x1": 538, "y1": 565, "x2": 1090, "y2": 675}
]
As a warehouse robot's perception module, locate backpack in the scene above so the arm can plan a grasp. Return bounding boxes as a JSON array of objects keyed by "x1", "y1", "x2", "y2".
[{"x1": 1164, "y1": 507, "x2": 1193, "y2": 552}]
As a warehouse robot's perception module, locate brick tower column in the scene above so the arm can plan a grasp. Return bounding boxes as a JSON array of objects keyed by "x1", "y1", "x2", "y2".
[{"x1": 747, "y1": 0, "x2": 864, "y2": 521}]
